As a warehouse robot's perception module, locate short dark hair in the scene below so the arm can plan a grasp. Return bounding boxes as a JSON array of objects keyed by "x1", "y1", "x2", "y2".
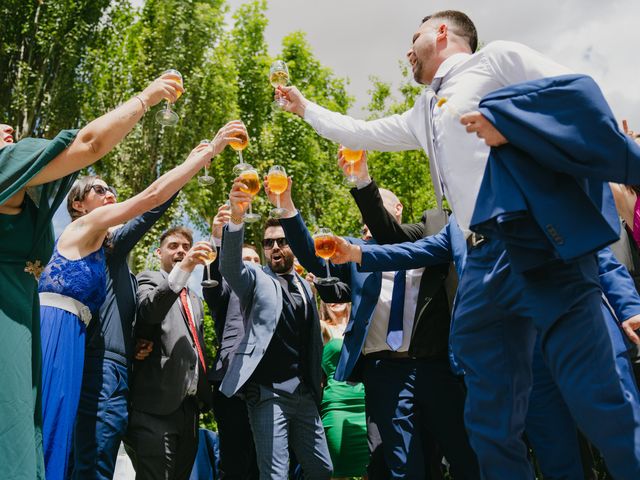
[
  {"x1": 263, "y1": 217, "x2": 281, "y2": 234},
  {"x1": 159, "y1": 226, "x2": 193, "y2": 248},
  {"x1": 422, "y1": 10, "x2": 478, "y2": 53},
  {"x1": 67, "y1": 175, "x2": 101, "y2": 221}
]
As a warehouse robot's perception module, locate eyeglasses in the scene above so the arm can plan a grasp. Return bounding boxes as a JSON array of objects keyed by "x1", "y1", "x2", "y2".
[
  {"x1": 89, "y1": 184, "x2": 117, "y2": 198},
  {"x1": 262, "y1": 237, "x2": 289, "y2": 249}
]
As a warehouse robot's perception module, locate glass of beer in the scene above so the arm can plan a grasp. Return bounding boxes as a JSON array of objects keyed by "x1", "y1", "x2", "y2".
[
  {"x1": 230, "y1": 122, "x2": 250, "y2": 174},
  {"x1": 313, "y1": 227, "x2": 339, "y2": 285},
  {"x1": 238, "y1": 166, "x2": 261, "y2": 223},
  {"x1": 197, "y1": 139, "x2": 215, "y2": 186},
  {"x1": 269, "y1": 60, "x2": 290, "y2": 108},
  {"x1": 201, "y1": 238, "x2": 219, "y2": 288},
  {"x1": 155, "y1": 69, "x2": 183, "y2": 126},
  {"x1": 341, "y1": 147, "x2": 363, "y2": 188},
  {"x1": 267, "y1": 165, "x2": 288, "y2": 218}
]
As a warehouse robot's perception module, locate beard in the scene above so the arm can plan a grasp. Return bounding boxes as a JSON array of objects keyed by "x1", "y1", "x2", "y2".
[{"x1": 268, "y1": 251, "x2": 294, "y2": 274}]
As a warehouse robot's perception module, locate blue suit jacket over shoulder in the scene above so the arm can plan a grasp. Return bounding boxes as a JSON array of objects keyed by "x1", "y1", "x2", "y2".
[{"x1": 470, "y1": 74, "x2": 640, "y2": 272}]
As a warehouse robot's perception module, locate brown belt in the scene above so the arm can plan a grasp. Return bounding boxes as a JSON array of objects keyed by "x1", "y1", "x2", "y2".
[{"x1": 365, "y1": 350, "x2": 411, "y2": 360}]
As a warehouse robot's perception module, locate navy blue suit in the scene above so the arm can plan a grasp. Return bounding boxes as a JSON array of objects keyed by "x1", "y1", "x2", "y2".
[
  {"x1": 359, "y1": 220, "x2": 640, "y2": 479},
  {"x1": 280, "y1": 213, "x2": 478, "y2": 479}
]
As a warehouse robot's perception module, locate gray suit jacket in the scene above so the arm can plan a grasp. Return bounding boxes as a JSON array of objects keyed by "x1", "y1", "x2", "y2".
[
  {"x1": 219, "y1": 225, "x2": 323, "y2": 404},
  {"x1": 131, "y1": 270, "x2": 213, "y2": 415}
]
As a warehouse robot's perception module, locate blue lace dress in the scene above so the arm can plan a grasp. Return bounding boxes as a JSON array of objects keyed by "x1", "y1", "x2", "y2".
[{"x1": 38, "y1": 243, "x2": 106, "y2": 480}]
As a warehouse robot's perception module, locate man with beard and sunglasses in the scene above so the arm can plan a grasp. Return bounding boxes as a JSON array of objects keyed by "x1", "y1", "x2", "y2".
[{"x1": 218, "y1": 181, "x2": 332, "y2": 480}]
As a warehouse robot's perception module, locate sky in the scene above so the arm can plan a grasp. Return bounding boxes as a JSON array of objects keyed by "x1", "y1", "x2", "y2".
[{"x1": 226, "y1": 0, "x2": 639, "y2": 126}]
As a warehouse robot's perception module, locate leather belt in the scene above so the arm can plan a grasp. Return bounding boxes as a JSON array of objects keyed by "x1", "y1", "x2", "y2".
[
  {"x1": 466, "y1": 232, "x2": 487, "y2": 251},
  {"x1": 365, "y1": 350, "x2": 411, "y2": 360}
]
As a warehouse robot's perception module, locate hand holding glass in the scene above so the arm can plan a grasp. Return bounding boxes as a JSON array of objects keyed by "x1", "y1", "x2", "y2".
[
  {"x1": 267, "y1": 165, "x2": 288, "y2": 218},
  {"x1": 313, "y1": 228, "x2": 339, "y2": 285},
  {"x1": 155, "y1": 69, "x2": 183, "y2": 126},
  {"x1": 239, "y1": 167, "x2": 261, "y2": 223}
]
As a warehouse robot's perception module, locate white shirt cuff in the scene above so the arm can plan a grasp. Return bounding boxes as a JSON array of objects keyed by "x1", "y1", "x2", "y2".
[
  {"x1": 356, "y1": 177, "x2": 373, "y2": 189},
  {"x1": 168, "y1": 264, "x2": 192, "y2": 293},
  {"x1": 227, "y1": 221, "x2": 244, "y2": 232}
]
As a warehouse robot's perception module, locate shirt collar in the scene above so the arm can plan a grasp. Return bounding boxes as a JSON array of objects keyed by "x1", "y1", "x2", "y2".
[{"x1": 430, "y1": 52, "x2": 471, "y2": 92}]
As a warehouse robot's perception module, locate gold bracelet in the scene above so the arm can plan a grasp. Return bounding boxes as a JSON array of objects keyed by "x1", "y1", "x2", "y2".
[
  {"x1": 134, "y1": 95, "x2": 148, "y2": 114},
  {"x1": 230, "y1": 215, "x2": 244, "y2": 225}
]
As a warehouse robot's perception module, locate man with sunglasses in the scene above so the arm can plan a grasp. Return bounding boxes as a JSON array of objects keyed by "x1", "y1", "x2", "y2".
[{"x1": 218, "y1": 184, "x2": 332, "y2": 479}]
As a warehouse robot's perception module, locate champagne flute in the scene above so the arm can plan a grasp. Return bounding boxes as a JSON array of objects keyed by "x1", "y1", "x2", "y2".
[
  {"x1": 238, "y1": 167, "x2": 261, "y2": 223},
  {"x1": 201, "y1": 238, "x2": 219, "y2": 288},
  {"x1": 230, "y1": 122, "x2": 250, "y2": 174},
  {"x1": 197, "y1": 139, "x2": 215, "y2": 186},
  {"x1": 341, "y1": 147, "x2": 363, "y2": 188},
  {"x1": 269, "y1": 60, "x2": 290, "y2": 109},
  {"x1": 267, "y1": 165, "x2": 288, "y2": 218},
  {"x1": 155, "y1": 69, "x2": 183, "y2": 126},
  {"x1": 313, "y1": 228, "x2": 339, "y2": 285}
]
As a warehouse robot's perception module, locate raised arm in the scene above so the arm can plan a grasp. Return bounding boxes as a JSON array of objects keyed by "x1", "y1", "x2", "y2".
[
  {"x1": 27, "y1": 74, "x2": 183, "y2": 187},
  {"x1": 263, "y1": 175, "x2": 348, "y2": 281},
  {"x1": 276, "y1": 85, "x2": 422, "y2": 152},
  {"x1": 338, "y1": 150, "x2": 424, "y2": 243}
]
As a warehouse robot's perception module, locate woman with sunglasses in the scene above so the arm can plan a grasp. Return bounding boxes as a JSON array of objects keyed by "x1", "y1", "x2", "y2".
[
  {"x1": 0, "y1": 73, "x2": 185, "y2": 479},
  {"x1": 35, "y1": 121, "x2": 245, "y2": 480}
]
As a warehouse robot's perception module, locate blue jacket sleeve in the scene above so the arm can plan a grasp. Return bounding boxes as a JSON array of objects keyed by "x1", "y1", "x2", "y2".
[
  {"x1": 109, "y1": 192, "x2": 178, "y2": 259},
  {"x1": 279, "y1": 212, "x2": 349, "y2": 282},
  {"x1": 359, "y1": 224, "x2": 453, "y2": 273},
  {"x1": 219, "y1": 225, "x2": 257, "y2": 307},
  {"x1": 598, "y1": 247, "x2": 640, "y2": 322}
]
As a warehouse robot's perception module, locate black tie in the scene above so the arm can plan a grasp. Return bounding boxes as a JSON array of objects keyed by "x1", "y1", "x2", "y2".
[{"x1": 282, "y1": 274, "x2": 304, "y2": 312}]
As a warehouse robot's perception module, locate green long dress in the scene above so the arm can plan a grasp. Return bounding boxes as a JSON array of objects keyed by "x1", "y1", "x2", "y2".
[
  {"x1": 320, "y1": 337, "x2": 369, "y2": 477},
  {"x1": 0, "y1": 130, "x2": 78, "y2": 479}
]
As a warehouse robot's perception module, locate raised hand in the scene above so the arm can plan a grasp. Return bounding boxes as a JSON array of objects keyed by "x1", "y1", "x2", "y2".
[
  {"x1": 338, "y1": 147, "x2": 370, "y2": 184},
  {"x1": 139, "y1": 73, "x2": 186, "y2": 107},
  {"x1": 180, "y1": 241, "x2": 213, "y2": 272},
  {"x1": 275, "y1": 85, "x2": 309, "y2": 118},
  {"x1": 212, "y1": 120, "x2": 248, "y2": 156},
  {"x1": 229, "y1": 177, "x2": 254, "y2": 221},
  {"x1": 263, "y1": 174, "x2": 296, "y2": 217},
  {"x1": 212, "y1": 203, "x2": 231, "y2": 240},
  {"x1": 330, "y1": 236, "x2": 362, "y2": 265}
]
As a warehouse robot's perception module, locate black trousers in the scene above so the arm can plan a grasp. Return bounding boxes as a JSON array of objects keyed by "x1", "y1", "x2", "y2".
[
  {"x1": 127, "y1": 397, "x2": 199, "y2": 480},
  {"x1": 212, "y1": 383, "x2": 259, "y2": 480}
]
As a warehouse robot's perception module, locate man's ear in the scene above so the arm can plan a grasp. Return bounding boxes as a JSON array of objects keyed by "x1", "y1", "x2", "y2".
[
  {"x1": 396, "y1": 202, "x2": 404, "y2": 221},
  {"x1": 155, "y1": 247, "x2": 162, "y2": 259},
  {"x1": 436, "y1": 23, "x2": 448, "y2": 42}
]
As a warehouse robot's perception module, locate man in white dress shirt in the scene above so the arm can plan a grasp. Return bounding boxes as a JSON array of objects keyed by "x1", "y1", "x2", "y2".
[{"x1": 277, "y1": 10, "x2": 640, "y2": 479}]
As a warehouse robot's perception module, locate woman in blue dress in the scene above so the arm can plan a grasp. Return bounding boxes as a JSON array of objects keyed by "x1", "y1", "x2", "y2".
[{"x1": 37, "y1": 121, "x2": 246, "y2": 479}]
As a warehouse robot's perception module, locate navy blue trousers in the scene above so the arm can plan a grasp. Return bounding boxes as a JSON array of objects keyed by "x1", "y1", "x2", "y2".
[
  {"x1": 452, "y1": 238, "x2": 640, "y2": 479},
  {"x1": 362, "y1": 357, "x2": 479, "y2": 479},
  {"x1": 72, "y1": 357, "x2": 129, "y2": 480}
]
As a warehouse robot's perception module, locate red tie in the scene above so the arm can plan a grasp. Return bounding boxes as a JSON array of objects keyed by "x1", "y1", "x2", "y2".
[{"x1": 180, "y1": 289, "x2": 207, "y2": 373}]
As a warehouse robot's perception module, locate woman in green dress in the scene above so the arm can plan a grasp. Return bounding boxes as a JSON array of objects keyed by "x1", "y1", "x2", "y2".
[
  {"x1": 0, "y1": 74, "x2": 182, "y2": 479},
  {"x1": 319, "y1": 301, "x2": 369, "y2": 479}
]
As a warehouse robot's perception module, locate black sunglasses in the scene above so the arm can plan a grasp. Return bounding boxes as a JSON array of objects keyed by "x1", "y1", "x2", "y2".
[
  {"x1": 262, "y1": 237, "x2": 289, "y2": 249},
  {"x1": 89, "y1": 184, "x2": 117, "y2": 198}
]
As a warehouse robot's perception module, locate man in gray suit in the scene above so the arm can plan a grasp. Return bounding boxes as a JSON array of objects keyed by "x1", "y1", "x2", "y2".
[
  {"x1": 219, "y1": 180, "x2": 332, "y2": 480},
  {"x1": 128, "y1": 226, "x2": 214, "y2": 480}
]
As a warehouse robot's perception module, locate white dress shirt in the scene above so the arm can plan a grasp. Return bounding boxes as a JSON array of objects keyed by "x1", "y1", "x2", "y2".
[
  {"x1": 363, "y1": 267, "x2": 425, "y2": 354},
  {"x1": 304, "y1": 40, "x2": 571, "y2": 234}
]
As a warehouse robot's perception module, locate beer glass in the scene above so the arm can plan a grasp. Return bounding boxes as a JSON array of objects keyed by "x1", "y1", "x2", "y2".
[
  {"x1": 155, "y1": 69, "x2": 183, "y2": 126},
  {"x1": 201, "y1": 237, "x2": 219, "y2": 288},
  {"x1": 197, "y1": 140, "x2": 215, "y2": 186},
  {"x1": 342, "y1": 147, "x2": 363, "y2": 187},
  {"x1": 313, "y1": 228, "x2": 339, "y2": 285},
  {"x1": 238, "y1": 167, "x2": 261, "y2": 223},
  {"x1": 269, "y1": 60, "x2": 290, "y2": 108},
  {"x1": 230, "y1": 122, "x2": 250, "y2": 174},
  {"x1": 267, "y1": 165, "x2": 288, "y2": 218}
]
